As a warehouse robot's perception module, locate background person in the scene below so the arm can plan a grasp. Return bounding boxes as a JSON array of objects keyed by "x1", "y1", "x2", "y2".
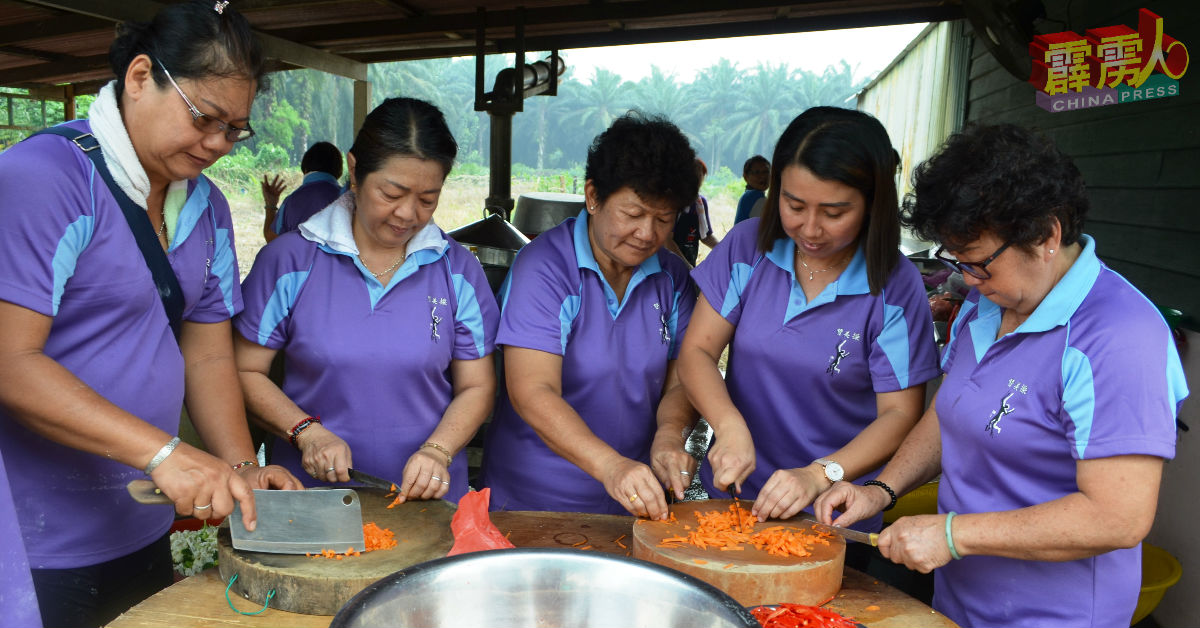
[
  {"x1": 0, "y1": 3, "x2": 300, "y2": 626},
  {"x1": 733, "y1": 154, "x2": 770, "y2": 224},
  {"x1": 261, "y1": 141, "x2": 344, "y2": 243},
  {"x1": 479, "y1": 113, "x2": 701, "y2": 519},
  {"x1": 235, "y1": 97, "x2": 499, "y2": 504},
  {"x1": 815, "y1": 123, "x2": 1186, "y2": 628},
  {"x1": 667, "y1": 158, "x2": 719, "y2": 266},
  {"x1": 678, "y1": 107, "x2": 939, "y2": 548}
]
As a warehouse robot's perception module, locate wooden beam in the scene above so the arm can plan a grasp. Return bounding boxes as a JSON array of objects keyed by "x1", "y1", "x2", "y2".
[
  {"x1": 0, "y1": 55, "x2": 110, "y2": 86},
  {"x1": 12, "y1": 0, "x2": 368, "y2": 81},
  {"x1": 0, "y1": 14, "x2": 111, "y2": 47}
]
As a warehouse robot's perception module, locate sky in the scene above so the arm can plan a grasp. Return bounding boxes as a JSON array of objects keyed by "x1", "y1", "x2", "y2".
[{"x1": 554, "y1": 23, "x2": 929, "y2": 85}]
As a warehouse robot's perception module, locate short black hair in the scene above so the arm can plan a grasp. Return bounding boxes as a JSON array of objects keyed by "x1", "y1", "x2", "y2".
[
  {"x1": 349, "y1": 97, "x2": 457, "y2": 184},
  {"x1": 109, "y1": 0, "x2": 266, "y2": 99},
  {"x1": 901, "y1": 123, "x2": 1087, "y2": 252},
  {"x1": 743, "y1": 155, "x2": 769, "y2": 175},
  {"x1": 585, "y1": 111, "x2": 698, "y2": 213},
  {"x1": 301, "y1": 142, "x2": 343, "y2": 178},
  {"x1": 758, "y1": 107, "x2": 901, "y2": 295}
]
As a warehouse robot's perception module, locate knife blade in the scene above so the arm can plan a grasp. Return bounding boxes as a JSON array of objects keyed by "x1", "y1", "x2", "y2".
[
  {"x1": 348, "y1": 468, "x2": 398, "y2": 492},
  {"x1": 726, "y1": 484, "x2": 746, "y2": 532},
  {"x1": 795, "y1": 513, "x2": 879, "y2": 546}
]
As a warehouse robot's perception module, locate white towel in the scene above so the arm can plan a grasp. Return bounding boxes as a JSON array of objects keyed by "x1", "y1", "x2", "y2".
[
  {"x1": 88, "y1": 81, "x2": 151, "y2": 210},
  {"x1": 299, "y1": 191, "x2": 446, "y2": 258}
]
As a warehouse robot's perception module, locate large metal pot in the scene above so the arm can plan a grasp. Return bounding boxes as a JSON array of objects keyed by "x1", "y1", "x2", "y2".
[
  {"x1": 447, "y1": 214, "x2": 529, "y2": 296},
  {"x1": 330, "y1": 548, "x2": 759, "y2": 628},
  {"x1": 510, "y1": 192, "x2": 585, "y2": 238}
]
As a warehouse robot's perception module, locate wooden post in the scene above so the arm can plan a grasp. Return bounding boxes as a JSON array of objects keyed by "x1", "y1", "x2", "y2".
[
  {"x1": 353, "y1": 80, "x2": 369, "y2": 138},
  {"x1": 64, "y1": 84, "x2": 76, "y2": 120}
]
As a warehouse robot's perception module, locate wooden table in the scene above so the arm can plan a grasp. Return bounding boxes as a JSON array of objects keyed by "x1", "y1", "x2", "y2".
[{"x1": 109, "y1": 511, "x2": 957, "y2": 628}]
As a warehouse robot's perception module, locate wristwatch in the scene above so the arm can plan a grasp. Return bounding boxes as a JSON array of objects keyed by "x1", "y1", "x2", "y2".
[{"x1": 814, "y1": 458, "x2": 844, "y2": 483}]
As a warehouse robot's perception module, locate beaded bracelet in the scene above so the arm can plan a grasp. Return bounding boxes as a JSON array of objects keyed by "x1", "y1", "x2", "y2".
[
  {"x1": 863, "y1": 479, "x2": 898, "y2": 511},
  {"x1": 144, "y1": 436, "x2": 181, "y2": 475},
  {"x1": 945, "y1": 511, "x2": 963, "y2": 560},
  {"x1": 232, "y1": 460, "x2": 259, "y2": 471},
  {"x1": 420, "y1": 441, "x2": 452, "y2": 467},
  {"x1": 288, "y1": 416, "x2": 321, "y2": 448}
]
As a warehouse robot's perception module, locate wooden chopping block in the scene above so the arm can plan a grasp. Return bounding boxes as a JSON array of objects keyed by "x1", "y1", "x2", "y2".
[
  {"x1": 218, "y1": 488, "x2": 455, "y2": 615},
  {"x1": 632, "y1": 499, "x2": 844, "y2": 607}
]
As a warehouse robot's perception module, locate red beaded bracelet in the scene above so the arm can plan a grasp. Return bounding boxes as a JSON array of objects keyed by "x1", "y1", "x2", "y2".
[{"x1": 288, "y1": 416, "x2": 321, "y2": 448}]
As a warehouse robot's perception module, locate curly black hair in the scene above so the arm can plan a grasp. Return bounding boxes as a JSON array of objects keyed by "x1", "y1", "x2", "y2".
[
  {"x1": 901, "y1": 123, "x2": 1088, "y2": 252},
  {"x1": 585, "y1": 111, "x2": 699, "y2": 212}
]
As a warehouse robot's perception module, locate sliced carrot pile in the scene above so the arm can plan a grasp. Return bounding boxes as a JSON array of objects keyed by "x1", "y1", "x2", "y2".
[
  {"x1": 657, "y1": 505, "x2": 833, "y2": 558},
  {"x1": 308, "y1": 522, "x2": 396, "y2": 558},
  {"x1": 748, "y1": 603, "x2": 858, "y2": 628}
]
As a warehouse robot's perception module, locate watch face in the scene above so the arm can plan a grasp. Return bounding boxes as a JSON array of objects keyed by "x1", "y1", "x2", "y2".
[{"x1": 825, "y1": 462, "x2": 844, "y2": 482}]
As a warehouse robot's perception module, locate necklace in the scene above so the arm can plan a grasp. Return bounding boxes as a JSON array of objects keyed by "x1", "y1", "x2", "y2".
[
  {"x1": 156, "y1": 218, "x2": 168, "y2": 239},
  {"x1": 795, "y1": 248, "x2": 851, "y2": 281},
  {"x1": 359, "y1": 253, "x2": 404, "y2": 278}
]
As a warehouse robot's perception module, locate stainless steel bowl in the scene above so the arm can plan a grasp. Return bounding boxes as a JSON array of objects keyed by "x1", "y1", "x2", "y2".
[{"x1": 330, "y1": 548, "x2": 759, "y2": 628}]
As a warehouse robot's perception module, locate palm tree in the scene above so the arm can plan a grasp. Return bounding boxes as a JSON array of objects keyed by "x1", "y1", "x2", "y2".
[
  {"x1": 726, "y1": 62, "x2": 799, "y2": 165},
  {"x1": 685, "y1": 58, "x2": 742, "y2": 171},
  {"x1": 559, "y1": 68, "x2": 633, "y2": 142}
]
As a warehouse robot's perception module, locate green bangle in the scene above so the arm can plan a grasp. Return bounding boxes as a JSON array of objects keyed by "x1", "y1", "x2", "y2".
[{"x1": 945, "y1": 511, "x2": 963, "y2": 560}]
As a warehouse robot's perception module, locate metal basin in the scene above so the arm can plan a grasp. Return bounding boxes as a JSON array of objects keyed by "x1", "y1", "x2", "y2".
[
  {"x1": 330, "y1": 548, "x2": 759, "y2": 628},
  {"x1": 511, "y1": 192, "x2": 585, "y2": 238}
]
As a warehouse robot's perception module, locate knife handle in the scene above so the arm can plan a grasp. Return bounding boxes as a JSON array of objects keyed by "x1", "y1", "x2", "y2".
[
  {"x1": 868, "y1": 532, "x2": 879, "y2": 547},
  {"x1": 127, "y1": 479, "x2": 174, "y2": 505}
]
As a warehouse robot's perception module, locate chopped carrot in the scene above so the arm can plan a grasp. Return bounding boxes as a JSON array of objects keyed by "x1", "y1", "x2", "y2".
[
  {"x1": 614, "y1": 534, "x2": 626, "y2": 544},
  {"x1": 615, "y1": 539, "x2": 627, "y2": 549},
  {"x1": 865, "y1": 605, "x2": 880, "y2": 611},
  {"x1": 580, "y1": 545, "x2": 593, "y2": 550},
  {"x1": 723, "y1": 563, "x2": 735, "y2": 569},
  {"x1": 309, "y1": 522, "x2": 397, "y2": 558},
  {"x1": 571, "y1": 539, "x2": 588, "y2": 547},
  {"x1": 658, "y1": 505, "x2": 829, "y2": 559},
  {"x1": 693, "y1": 559, "x2": 708, "y2": 565},
  {"x1": 389, "y1": 483, "x2": 397, "y2": 492}
]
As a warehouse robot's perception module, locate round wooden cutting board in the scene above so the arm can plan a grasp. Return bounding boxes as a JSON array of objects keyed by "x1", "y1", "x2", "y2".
[
  {"x1": 632, "y1": 499, "x2": 845, "y2": 606},
  {"x1": 218, "y1": 488, "x2": 455, "y2": 615}
]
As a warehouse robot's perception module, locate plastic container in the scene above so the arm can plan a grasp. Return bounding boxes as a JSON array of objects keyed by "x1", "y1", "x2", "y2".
[{"x1": 1132, "y1": 543, "x2": 1182, "y2": 625}]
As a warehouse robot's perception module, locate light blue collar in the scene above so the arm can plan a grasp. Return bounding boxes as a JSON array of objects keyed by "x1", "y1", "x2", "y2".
[
  {"x1": 765, "y1": 237, "x2": 868, "y2": 322},
  {"x1": 973, "y1": 234, "x2": 1101, "y2": 335},
  {"x1": 169, "y1": 177, "x2": 211, "y2": 253},
  {"x1": 300, "y1": 171, "x2": 339, "y2": 187},
  {"x1": 571, "y1": 209, "x2": 664, "y2": 319}
]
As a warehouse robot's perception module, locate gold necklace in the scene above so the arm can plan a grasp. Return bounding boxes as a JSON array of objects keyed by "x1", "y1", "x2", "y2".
[
  {"x1": 795, "y1": 248, "x2": 851, "y2": 281},
  {"x1": 359, "y1": 253, "x2": 404, "y2": 278}
]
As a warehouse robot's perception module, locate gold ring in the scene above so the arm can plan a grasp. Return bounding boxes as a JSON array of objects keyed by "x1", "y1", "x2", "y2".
[{"x1": 629, "y1": 494, "x2": 639, "y2": 502}]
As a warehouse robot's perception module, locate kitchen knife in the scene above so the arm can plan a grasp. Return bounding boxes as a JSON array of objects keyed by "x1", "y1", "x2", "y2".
[
  {"x1": 795, "y1": 513, "x2": 879, "y2": 546},
  {"x1": 348, "y1": 467, "x2": 398, "y2": 492},
  {"x1": 126, "y1": 480, "x2": 366, "y2": 554},
  {"x1": 726, "y1": 484, "x2": 747, "y2": 532}
]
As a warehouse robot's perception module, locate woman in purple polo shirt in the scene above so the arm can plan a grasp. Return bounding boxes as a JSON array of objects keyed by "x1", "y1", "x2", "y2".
[
  {"x1": 479, "y1": 113, "x2": 701, "y2": 519},
  {"x1": 816, "y1": 124, "x2": 1186, "y2": 628},
  {"x1": 235, "y1": 98, "x2": 499, "y2": 505},
  {"x1": 679, "y1": 107, "x2": 940, "y2": 541},
  {"x1": 0, "y1": 3, "x2": 300, "y2": 626}
]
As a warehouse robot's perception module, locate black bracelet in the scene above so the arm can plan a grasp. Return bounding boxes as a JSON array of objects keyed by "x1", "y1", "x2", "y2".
[{"x1": 864, "y1": 480, "x2": 898, "y2": 511}]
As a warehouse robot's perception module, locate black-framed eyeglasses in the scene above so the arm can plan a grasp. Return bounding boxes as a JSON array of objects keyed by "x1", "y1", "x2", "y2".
[
  {"x1": 934, "y1": 240, "x2": 1013, "y2": 280},
  {"x1": 155, "y1": 58, "x2": 255, "y2": 143}
]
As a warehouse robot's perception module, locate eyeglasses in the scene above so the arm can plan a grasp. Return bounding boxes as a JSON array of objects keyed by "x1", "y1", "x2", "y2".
[
  {"x1": 155, "y1": 58, "x2": 254, "y2": 142},
  {"x1": 934, "y1": 239, "x2": 1013, "y2": 280}
]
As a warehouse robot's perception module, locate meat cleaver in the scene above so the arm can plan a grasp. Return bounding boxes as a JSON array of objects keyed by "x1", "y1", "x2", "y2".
[{"x1": 126, "y1": 480, "x2": 365, "y2": 554}]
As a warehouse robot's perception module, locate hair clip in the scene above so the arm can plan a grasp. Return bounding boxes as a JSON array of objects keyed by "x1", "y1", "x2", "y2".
[{"x1": 213, "y1": 1, "x2": 229, "y2": 15}]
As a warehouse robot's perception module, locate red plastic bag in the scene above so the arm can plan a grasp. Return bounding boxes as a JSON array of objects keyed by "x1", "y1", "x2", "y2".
[{"x1": 447, "y1": 488, "x2": 516, "y2": 556}]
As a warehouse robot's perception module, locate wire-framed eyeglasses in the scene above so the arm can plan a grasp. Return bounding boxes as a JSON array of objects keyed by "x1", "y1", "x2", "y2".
[
  {"x1": 155, "y1": 58, "x2": 254, "y2": 143},
  {"x1": 934, "y1": 239, "x2": 1013, "y2": 280}
]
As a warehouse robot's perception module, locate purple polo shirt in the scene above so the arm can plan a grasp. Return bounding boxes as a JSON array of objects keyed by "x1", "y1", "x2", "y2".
[
  {"x1": 479, "y1": 211, "x2": 697, "y2": 514},
  {"x1": 691, "y1": 219, "x2": 939, "y2": 531},
  {"x1": 271, "y1": 172, "x2": 341, "y2": 236},
  {"x1": 933, "y1": 234, "x2": 1185, "y2": 628},
  {"x1": 0, "y1": 451, "x2": 41, "y2": 627},
  {"x1": 235, "y1": 210, "x2": 499, "y2": 502},
  {"x1": 0, "y1": 120, "x2": 243, "y2": 569}
]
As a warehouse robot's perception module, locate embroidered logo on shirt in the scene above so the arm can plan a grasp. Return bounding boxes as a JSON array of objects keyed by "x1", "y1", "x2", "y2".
[
  {"x1": 427, "y1": 295, "x2": 448, "y2": 341},
  {"x1": 827, "y1": 338, "x2": 851, "y2": 374},
  {"x1": 653, "y1": 302, "x2": 670, "y2": 344},
  {"x1": 985, "y1": 392, "x2": 1016, "y2": 436}
]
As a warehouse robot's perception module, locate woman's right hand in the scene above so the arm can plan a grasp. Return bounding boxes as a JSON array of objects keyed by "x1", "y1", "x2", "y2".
[
  {"x1": 706, "y1": 419, "x2": 755, "y2": 494},
  {"x1": 296, "y1": 424, "x2": 353, "y2": 483},
  {"x1": 260, "y1": 174, "x2": 286, "y2": 209},
  {"x1": 812, "y1": 480, "x2": 890, "y2": 528},
  {"x1": 149, "y1": 442, "x2": 256, "y2": 530},
  {"x1": 602, "y1": 456, "x2": 670, "y2": 520}
]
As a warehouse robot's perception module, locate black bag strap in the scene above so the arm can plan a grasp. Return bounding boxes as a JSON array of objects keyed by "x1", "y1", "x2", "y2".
[{"x1": 31, "y1": 127, "x2": 184, "y2": 341}]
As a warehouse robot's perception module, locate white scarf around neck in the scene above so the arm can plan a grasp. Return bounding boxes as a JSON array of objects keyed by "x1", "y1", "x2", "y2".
[{"x1": 89, "y1": 81, "x2": 152, "y2": 210}]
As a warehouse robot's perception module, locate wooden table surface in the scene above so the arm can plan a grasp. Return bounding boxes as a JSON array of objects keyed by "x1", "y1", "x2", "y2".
[{"x1": 109, "y1": 510, "x2": 957, "y2": 628}]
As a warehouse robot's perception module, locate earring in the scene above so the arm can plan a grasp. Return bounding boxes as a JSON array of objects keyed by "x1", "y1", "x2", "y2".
[{"x1": 1048, "y1": 249, "x2": 1055, "y2": 254}]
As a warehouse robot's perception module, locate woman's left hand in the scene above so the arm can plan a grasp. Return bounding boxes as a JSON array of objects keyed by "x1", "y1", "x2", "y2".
[
  {"x1": 649, "y1": 432, "x2": 697, "y2": 502},
  {"x1": 752, "y1": 465, "x2": 828, "y2": 521},
  {"x1": 237, "y1": 464, "x2": 304, "y2": 491},
  {"x1": 877, "y1": 514, "x2": 954, "y2": 573},
  {"x1": 602, "y1": 456, "x2": 670, "y2": 520},
  {"x1": 395, "y1": 448, "x2": 450, "y2": 504}
]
